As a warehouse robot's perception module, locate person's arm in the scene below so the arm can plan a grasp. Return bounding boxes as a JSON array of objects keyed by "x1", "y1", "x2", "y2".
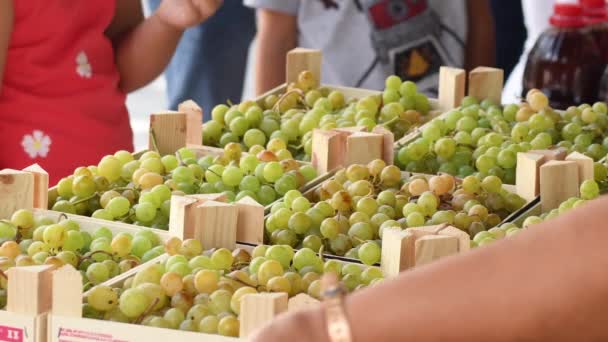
[
  {"x1": 254, "y1": 9, "x2": 297, "y2": 95},
  {"x1": 251, "y1": 196, "x2": 608, "y2": 341},
  {"x1": 465, "y1": 0, "x2": 495, "y2": 69},
  {"x1": 0, "y1": 0, "x2": 14, "y2": 94},
  {"x1": 106, "y1": 0, "x2": 221, "y2": 93}
]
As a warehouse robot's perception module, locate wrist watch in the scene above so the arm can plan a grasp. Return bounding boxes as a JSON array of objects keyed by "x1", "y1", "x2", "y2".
[{"x1": 321, "y1": 273, "x2": 353, "y2": 342}]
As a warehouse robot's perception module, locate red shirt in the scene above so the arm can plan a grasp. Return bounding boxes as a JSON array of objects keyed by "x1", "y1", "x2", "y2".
[{"x1": 0, "y1": 0, "x2": 133, "y2": 185}]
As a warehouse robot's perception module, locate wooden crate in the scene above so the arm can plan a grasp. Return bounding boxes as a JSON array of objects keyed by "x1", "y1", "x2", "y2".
[
  {"x1": 0, "y1": 311, "x2": 47, "y2": 342},
  {"x1": 394, "y1": 66, "x2": 504, "y2": 147},
  {"x1": 272, "y1": 171, "x2": 536, "y2": 265},
  {"x1": 33, "y1": 209, "x2": 173, "y2": 242}
]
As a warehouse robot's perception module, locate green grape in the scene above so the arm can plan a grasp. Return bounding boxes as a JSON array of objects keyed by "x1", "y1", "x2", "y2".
[
  {"x1": 288, "y1": 212, "x2": 312, "y2": 234},
  {"x1": 406, "y1": 212, "x2": 425, "y2": 227},
  {"x1": 134, "y1": 203, "x2": 156, "y2": 223},
  {"x1": 222, "y1": 166, "x2": 244, "y2": 187},
  {"x1": 580, "y1": 180, "x2": 600, "y2": 200},
  {"x1": 243, "y1": 129, "x2": 266, "y2": 148},
  {"x1": 263, "y1": 162, "x2": 284, "y2": 182},
  {"x1": 86, "y1": 263, "x2": 110, "y2": 284},
  {"x1": 348, "y1": 222, "x2": 373, "y2": 243},
  {"x1": 199, "y1": 315, "x2": 220, "y2": 334},
  {"x1": 104, "y1": 196, "x2": 130, "y2": 218},
  {"x1": 358, "y1": 241, "x2": 380, "y2": 265},
  {"x1": 42, "y1": 224, "x2": 65, "y2": 248},
  {"x1": 257, "y1": 185, "x2": 277, "y2": 205},
  {"x1": 211, "y1": 248, "x2": 234, "y2": 270},
  {"x1": 98, "y1": 156, "x2": 122, "y2": 182},
  {"x1": 239, "y1": 175, "x2": 261, "y2": 193},
  {"x1": 265, "y1": 245, "x2": 294, "y2": 269},
  {"x1": 87, "y1": 285, "x2": 119, "y2": 311},
  {"x1": 274, "y1": 174, "x2": 297, "y2": 196},
  {"x1": 434, "y1": 138, "x2": 456, "y2": 159},
  {"x1": 119, "y1": 288, "x2": 151, "y2": 318}
]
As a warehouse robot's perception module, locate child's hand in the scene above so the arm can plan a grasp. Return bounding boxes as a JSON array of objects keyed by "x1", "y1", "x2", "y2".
[{"x1": 156, "y1": 0, "x2": 222, "y2": 30}]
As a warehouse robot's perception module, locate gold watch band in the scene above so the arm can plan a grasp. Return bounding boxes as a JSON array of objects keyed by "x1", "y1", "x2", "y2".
[{"x1": 322, "y1": 274, "x2": 353, "y2": 342}]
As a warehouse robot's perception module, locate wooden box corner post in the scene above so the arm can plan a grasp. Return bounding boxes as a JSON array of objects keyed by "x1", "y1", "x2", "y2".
[
  {"x1": 381, "y1": 228, "x2": 416, "y2": 278},
  {"x1": 371, "y1": 126, "x2": 395, "y2": 165},
  {"x1": 178, "y1": 99, "x2": 204, "y2": 146},
  {"x1": 7, "y1": 265, "x2": 55, "y2": 315},
  {"x1": 345, "y1": 132, "x2": 385, "y2": 167},
  {"x1": 52, "y1": 265, "x2": 83, "y2": 317},
  {"x1": 540, "y1": 160, "x2": 580, "y2": 212},
  {"x1": 148, "y1": 104, "x2": 203, "y2": 156},
  {"x1": 0, "y1": 169, "x2": 34, "y2": 219},
  {"x1": 438, "y1": 67, "x2": 466, "y2": 111},
  {"x1": 381, "y1": 225, "x2": 468, "y2": 278},
  {"x1": 516, "y1": 152, "x2": 545, "y2": 202},
  {"x1": 286, "y1": 48, "x2": 322, "y2": 88},
  {"x1": 240, "y1": 293, "x2": 288, "y2": 338},
  {"x1": 311, "y1": 129, "x2": 347, "y2": 175},
  {"x1": 565, "y1": 152, "x2": 594, "y2": 185},
  {"x1": 22, "y1": 164, "x2": 49, "y2": 209},
  {"x1": 235, "y1": 196, "x2": 265, "y2": 245},
  {"x1": 168, "y1": 194, "x2": 228, "y2": 240},
  {"x1": 194, "y1": 201, "x2": 237, "y2": 250},
  {"x1": 468, "y1": 67, "x2": 504, "y2": 104}
]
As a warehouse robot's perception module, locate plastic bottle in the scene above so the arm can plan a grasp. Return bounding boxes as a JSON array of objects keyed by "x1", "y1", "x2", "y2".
[
  {"x1": 580, "y1": 0, "x2": 608, "y2": 62},
  {"x1": 523, "y1": 3, "x2": 604, "y2": 108}
]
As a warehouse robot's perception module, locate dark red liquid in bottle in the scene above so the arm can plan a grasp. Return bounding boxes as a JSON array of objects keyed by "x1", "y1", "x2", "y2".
[
  {"x1": 581, "y1": 0, "x2": 608, "y2": 63},
  {"x1": 523, "y1": 3, "x2": 604, "y2": 109},
  {"x1": 600, "y1": 66, "x2": 608, "y2": 101}
]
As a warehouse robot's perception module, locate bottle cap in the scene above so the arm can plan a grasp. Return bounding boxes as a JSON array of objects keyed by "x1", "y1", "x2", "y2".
[
  {"x1": 550, "y1": 3, "x2": 586, "y2": 28},
  {"x1": 580, "y1": 0, "x2": 608, "y2": 24}
]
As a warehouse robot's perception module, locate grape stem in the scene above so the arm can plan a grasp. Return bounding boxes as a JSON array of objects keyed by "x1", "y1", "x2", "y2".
[
  {"x1": 57, "y1": 213, "x2": 69, "y2": 222},
  {"x1": 380, "y1": 116, "x2": 400, "y2": 128},
  {"x1": 77, "y1": 251, "x2": 115, "y2": 268},
  {"x1": 71, "y1": 194, "x2": 99, "y2": 205},
  {"x1": 134, "y1": 297, "x2": 160, "y2": 324},
  {"x1": 224, "y1": 275, "x2": 261, "y2": 289},
  {"x1": 175, "y1": 151, "x2": 185, "y2": 167},
  {"x1": 149, "y1": 129, "x2": 160, "y2": 154},
  {"x1": 272, "y1": 89, "x2": 304, "y2": 112}
]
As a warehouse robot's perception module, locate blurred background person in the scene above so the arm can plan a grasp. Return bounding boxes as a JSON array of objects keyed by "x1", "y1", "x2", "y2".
[
  {"x1": 148, "y1": 0, "x2": 255, "y2": 120},
  {"x1": 246, "y1": 0, "x2": 495, "y2": 97},
  {"x1": 489, "y1": 0, "x2": 527, "y2": 77}
]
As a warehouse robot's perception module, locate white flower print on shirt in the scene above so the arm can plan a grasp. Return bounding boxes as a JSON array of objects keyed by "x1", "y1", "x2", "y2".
[
  {"x1": 22, "y1": 130, "x2": 51, "y2": 159},
  {"x1": 76, "y1": 51, "x2": 92, "y2": 79}
]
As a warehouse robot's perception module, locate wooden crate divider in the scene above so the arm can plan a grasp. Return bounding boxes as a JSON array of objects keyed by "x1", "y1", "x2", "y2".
[
  {"x1": 148, "y1": 100, "x2": 203, "y2": 156},
  {"x1": 286, "y1": 48, "x2": 322, "y2": 88},
  {"x1": 0, "y1": 163, "x2": 49, "y2": 219},
  {"x1": 381, "y1": 225, "x2": 469, "y2": 278},
  {"x1": 0, "y1": 264, "x2": 75, "y2": 342},
  {"x1": 540, "y1": 160, "x2": 580, "y2": 212},
  {"x1": 311, "y1": 127, "x2": 393, "y2": 174},
  {"x1": 515, "y1": 148, "x2": 570, "y2": 203},
  {"x1": 468, "y1": 67, "x2": 504, "y2": 104},
  {"x1": 565, "y1": 152, "x2": 594, "y2": 185},
  {"x1": 438, "y1": 67, "x2": 466, "y2": 111},
  {"x1": 239, "y1": 293, "x2": 288, "y2": 337}
]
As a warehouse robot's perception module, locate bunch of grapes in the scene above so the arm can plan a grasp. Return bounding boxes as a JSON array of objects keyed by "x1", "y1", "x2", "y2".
[
  {"x1": 263, "y1": 160, "x2": 527, "y2": 265},
  {"x1": 204, "y1": 72, "x2": 432, "y2": 161},
  {"x1": 49, "y1": 144, "x2": 317, "y2": 229},
  {"x1": 396, "y1": 91, "x2": 608, "y2": 184},
  {"x1": 473, "y1": 179, "x2": 603, "y2": 247},
  {"x1": 0, "y1": 209, "x2": 164, "y2": 309},
  {"x1": 84, "y1": 238, "x2": 382, "y2": 337}
]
